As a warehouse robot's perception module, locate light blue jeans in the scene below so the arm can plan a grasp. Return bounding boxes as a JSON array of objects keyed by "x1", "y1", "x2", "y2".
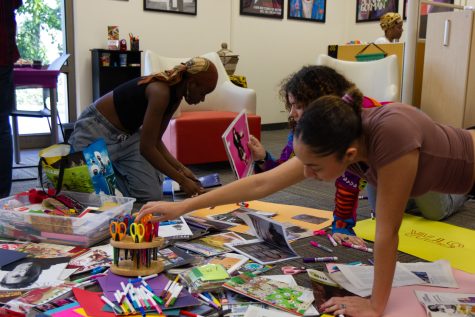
[
  {"x1": 366, "y1": 184, "x2": 467, "y2": 220},
  {"x1": 68, "y1": 104, "x2": 163, "y2": 202}
]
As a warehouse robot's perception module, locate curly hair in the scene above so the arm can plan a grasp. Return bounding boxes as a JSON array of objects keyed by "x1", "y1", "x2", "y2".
[
  {"x1": 279, "y1": 65, "x2": 354, "y2": 128},
  {"x1": 295, "y1": 87, "x2": 364, "y2": 160}
]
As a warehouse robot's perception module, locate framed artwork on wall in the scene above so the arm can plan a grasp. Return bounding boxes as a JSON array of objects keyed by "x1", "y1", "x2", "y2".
[
  {"x1": 356, "y1": 0, "x2": 398, "y2": 23},
  {"x1": 240, "y1": 0, "x2": 284, "y2": 19},
  {"x1": 143, "y1": 0, "x2": 197, "y2": 15},
  {"x1": 287, "y1": 0, "x2": 326, "y2": 23}
]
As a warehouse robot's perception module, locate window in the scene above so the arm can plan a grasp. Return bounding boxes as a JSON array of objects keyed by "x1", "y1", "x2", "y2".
[{"x1": 15, "y1": 0, "x2": 75, "y2": 145}]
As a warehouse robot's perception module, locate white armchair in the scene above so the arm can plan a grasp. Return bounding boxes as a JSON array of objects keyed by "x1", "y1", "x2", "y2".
[
  {"x1": 143, "y1": 51, "x2": 261, "y2": 165},
  {"x1": 144, "y1": 51, "x2": 256, "y2": 116},
  {"x1": 316, "y1": 54, "x2": 400, "y2": 102}
]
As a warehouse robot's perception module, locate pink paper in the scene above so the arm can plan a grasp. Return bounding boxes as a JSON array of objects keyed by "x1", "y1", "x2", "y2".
[{"x1": 384, "y1": 269, "x2": 475, "y2": 316}]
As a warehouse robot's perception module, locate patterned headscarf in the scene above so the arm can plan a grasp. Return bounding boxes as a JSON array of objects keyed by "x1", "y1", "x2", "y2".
[
  {"x1": 138, "y1": 57, "x2": 212, "y2": 86},
  {"x1": 380, "y1": 12, "x2": 402, "y2": 31}
]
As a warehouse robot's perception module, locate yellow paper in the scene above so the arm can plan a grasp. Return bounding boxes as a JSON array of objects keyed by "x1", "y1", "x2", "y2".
[
  {"x1": 189, "y1": 200, "x2": 333, "y2": 235},
  {"x1": 355, "y1": 214, "x2": 475, "y2": 273},
  {"x1": 73, "y1": 308, "x2": 89, "y2": 317}
]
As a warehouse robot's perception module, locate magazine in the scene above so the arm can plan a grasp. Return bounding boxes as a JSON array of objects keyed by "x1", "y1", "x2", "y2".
[
  {"x1": 158, "y1": 216, "x2": 193, "y2": 239},
  {"x1": 157, "y1": 246, "x2": 195, "y2": 270},
  {"x1": 208, "y1": 253, "x2": 249, "y2": 274},
  {"x1": 184, "y1": 215, "x2": 237, "y2": 232},
  {"x1": 225, "y1": 212, "x2": 299, "y2": 264},
  {"x1": 223, "y1": 272, "x2": 314, "y2": 316},
  {"x1": 222, "y1": 109, "x2": 254, "y2": 179},
  {"x1": 307, "y1": 269, "x2": 354, "y2": 309},
  {"x1": 415, "y1": 290, "x2": 475, "y2": 317},
  {"x1": 175, "y1": 232, "x2": 245, "y2": 257}
]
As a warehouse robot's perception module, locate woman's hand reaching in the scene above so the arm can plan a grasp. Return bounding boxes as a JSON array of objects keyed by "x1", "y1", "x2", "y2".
[{"x1": 136, "y1": 201, "x2": 187, "y2": 223}]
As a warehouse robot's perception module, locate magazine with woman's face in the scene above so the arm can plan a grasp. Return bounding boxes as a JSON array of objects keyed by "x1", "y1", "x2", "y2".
[{"x1": 0, "y1": 257, "x2": 69, "y2": 291}]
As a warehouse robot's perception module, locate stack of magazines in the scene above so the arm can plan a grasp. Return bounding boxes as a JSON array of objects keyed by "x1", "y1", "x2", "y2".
[{"x1": 180, "y1": 263, "x2": 231, "y2": 292}]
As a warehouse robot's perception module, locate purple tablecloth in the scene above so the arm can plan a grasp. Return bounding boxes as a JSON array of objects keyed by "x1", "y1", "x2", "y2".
[{"x1": 13, "y1": 67, "x2": 60, "y2": 89}]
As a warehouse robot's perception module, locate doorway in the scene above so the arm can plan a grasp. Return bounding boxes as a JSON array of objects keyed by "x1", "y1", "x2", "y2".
[{"x1": 14, "y1": 0, "x2": 75, "y2": 148}]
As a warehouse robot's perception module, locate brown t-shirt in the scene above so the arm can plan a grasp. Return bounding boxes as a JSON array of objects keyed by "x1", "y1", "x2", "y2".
[{"x1": 349, "y1": 103, "x2": 474, "y2": 197}]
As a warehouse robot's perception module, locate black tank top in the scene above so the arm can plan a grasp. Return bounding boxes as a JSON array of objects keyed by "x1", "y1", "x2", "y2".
[{"x1": 113, "y1": 77, "x2": 178, "y2": 132}]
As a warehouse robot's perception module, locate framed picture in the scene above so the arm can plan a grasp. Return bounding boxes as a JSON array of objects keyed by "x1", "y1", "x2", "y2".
[
  {"x1": 356, "y1": 0, "x2": 398, "y2": 23},
  {"x1": 143, "y1": 0, "x2": 197, "y2": 15},
  {"x1": 240, "y1": 0, "x2": 284, "y2": 19},
  {"x1": 287, "y1": 0, "x2": 326, "y2": 23}
]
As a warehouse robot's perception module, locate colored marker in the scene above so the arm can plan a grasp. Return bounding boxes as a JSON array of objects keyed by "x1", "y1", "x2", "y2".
[
  {"x1": 144, "y1": 290, "x2": 163, "y2": 314},
  {"x1": 327, "y1": 233, "x2": 338, "y2": 247},
  {"x1": 341, "y1": 241, "x2": 373, "y2": 253},
  {"x1": 303, "y1": 256, "x2": 338, "y2": 263},
  {"x1": 310, "y1": 240, "x2": 333, "y2": 253},
  {"x1": 141, "y1": 284, "x2": 164, "y2": 306},
  {"x1": 142, "y1": 273, "x2": 158, "y2": 281},
  {"x1": 100, "y1": 295, "x2": 123, "y2": 314},
  {"x1": 313, "y1": 229, "x2": 326, "y2": 236},
  {"x1": 160, "y1": 279, "x2": 172, "y2": 298},
  {"x1": 180, "y1": 310, "x2": 205, "y2": 317},
  {"x1": 165, "y1": 284, "x2": 183, "y2": 307},
  {"x1": 206, "y1": 292, "x2": 221, "y2": 308},
  {"x1": 196, "y1": 293, "x2": 219, "y2": 309}
]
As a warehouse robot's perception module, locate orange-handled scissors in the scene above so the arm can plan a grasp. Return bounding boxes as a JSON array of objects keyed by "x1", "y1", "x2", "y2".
[
  {"x1": 130, "y1": 223, "x2": 145, "y2": 243},
  {"x1": 109, "y1": 221, "x2": 126, "y2": 241},
  {"x1": 140, "y1": 214, "x2": 153, "y2": 226}
]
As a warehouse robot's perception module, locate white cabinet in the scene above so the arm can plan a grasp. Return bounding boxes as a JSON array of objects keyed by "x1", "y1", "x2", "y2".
[{"x1": 421, "y1": 10, "x2": 475, "y2": 128}]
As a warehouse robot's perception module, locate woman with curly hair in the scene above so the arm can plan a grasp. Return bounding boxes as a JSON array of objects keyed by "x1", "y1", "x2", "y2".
[{"x1": 249, "y1": 65, "x2": 386, "y2": 243}]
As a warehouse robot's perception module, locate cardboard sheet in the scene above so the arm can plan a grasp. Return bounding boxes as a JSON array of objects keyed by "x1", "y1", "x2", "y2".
[{"x1": 355, "y1": 214, "x2": 475, "y2": 273}]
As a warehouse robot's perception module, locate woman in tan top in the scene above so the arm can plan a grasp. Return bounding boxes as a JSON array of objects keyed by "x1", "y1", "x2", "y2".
[{"x1": 137, "y1": 76, "x2": 475, "y2": 316}]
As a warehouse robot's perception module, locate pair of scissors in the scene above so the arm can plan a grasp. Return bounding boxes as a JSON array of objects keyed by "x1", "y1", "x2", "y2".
[
  {"x1": 122, "y1": 214, "x2": 134, "y2": 234},
  {"x1": 281, "y1": 266, "x2": 307, "y2": 275},
  {"x1": 109, "y1": 221, "x2": 126, "y2": 241},
  {"x1": 143, "y1": 221, "x2": 155, "y2": 242},
  {"x1": 130, "y1": 223, "x2": 145, "y2": 243},
  {"x1": 140, "y1": 214, "x2": 152, "y2": 226}
]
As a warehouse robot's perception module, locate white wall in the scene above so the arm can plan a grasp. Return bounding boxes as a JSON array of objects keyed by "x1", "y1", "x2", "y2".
[{"x1": 73, "y1": 0, "x2": 405, "y2": 124}]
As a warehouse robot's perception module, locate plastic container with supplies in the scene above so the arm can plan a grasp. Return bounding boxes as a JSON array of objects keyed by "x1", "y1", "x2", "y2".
[{"x1": 0, "y1": 191, "x2": 135, "y2": 247}]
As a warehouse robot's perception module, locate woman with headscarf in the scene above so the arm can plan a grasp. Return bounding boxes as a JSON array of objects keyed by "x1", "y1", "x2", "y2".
[
  {"x1": 375, "y1": 12, "x2": 404, "y2": 44},
  {"x1": 69, "y1": 57, "x2": 218, "y2": 201}
]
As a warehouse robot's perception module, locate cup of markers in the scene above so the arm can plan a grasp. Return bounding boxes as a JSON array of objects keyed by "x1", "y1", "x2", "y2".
[{"x1": 109, "y1": 214, "x2": 165, "y2": 276}]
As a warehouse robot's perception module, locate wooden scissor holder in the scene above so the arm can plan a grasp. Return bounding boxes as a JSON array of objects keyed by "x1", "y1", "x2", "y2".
[{"x1": 110, "y1": 236, "x2": 165, "y2": 276}]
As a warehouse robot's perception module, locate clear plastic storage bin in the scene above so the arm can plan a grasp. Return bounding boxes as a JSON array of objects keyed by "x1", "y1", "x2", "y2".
[{"x1": 0, "y1": 191, "x2": 135, "y2": 247}]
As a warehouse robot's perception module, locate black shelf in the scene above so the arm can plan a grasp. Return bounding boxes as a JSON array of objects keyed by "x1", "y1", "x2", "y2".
[{"x1": 91, "y1": 49, "x2": 142, "y2": 101}]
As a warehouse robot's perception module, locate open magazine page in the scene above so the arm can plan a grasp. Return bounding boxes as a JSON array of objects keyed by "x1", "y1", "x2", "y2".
[
  {"x1": 222, "y1": 109, "x2": 254, "y2": 179},
  {"x1": 415, "y1": 290, "x2": 475, "y2": 317},
  {"x1": 400, "y1": 260, "x2": 458, "y2": 288},
  {"x1": 225, "y1": 212, "x2": 299, "y2": 264},
  {"x1": 335, "y1": 262, "x2": 426, "y2": 290}
]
